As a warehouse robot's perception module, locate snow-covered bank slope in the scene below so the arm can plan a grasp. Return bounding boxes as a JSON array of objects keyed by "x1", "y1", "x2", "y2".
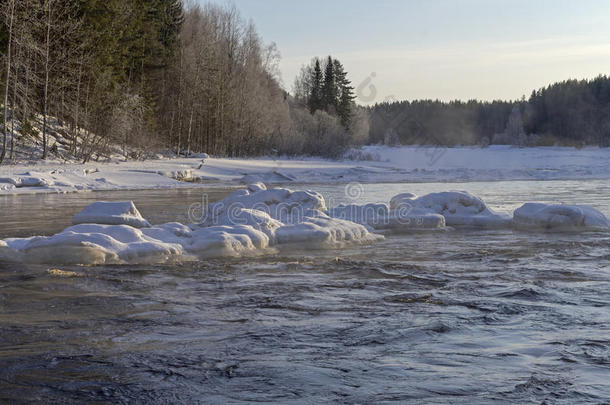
[{"x1": 0, "y1": 145, "x2": 608, "y2": 195}]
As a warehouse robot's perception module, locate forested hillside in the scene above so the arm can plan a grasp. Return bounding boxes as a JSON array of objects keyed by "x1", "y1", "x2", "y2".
[
  {"x1": 0, "y1": 0, "x2": 366, "y2": 161},
  {"x1": 0, "y1": 0, "x2": 184, "y2": 161},
  {"x1": 0, "y1": 0, "x2": 608, "y2": 164},
  {"x1": 370, "y1": 76, "x2": 610, "y2": 148}
]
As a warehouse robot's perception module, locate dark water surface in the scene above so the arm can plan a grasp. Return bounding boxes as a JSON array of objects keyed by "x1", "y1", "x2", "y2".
[{"x1": 1, "y1": 180, "x2": 609, "y2": 404}]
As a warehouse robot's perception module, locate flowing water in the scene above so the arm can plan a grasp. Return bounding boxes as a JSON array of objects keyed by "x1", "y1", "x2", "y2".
[{"x1": 1, "y1": 180, "x2": 609, "y2": 404}]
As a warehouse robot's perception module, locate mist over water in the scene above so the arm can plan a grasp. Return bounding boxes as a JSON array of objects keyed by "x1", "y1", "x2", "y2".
[{"x1": 1, "y1": 180, "x2": 608, "y2": 403}]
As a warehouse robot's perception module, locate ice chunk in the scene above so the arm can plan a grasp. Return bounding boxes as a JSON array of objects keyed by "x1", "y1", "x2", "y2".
[
  {"x1": 389, "y1": 193, "x2": 417, "y2": 210},
  {"x1": 142, "y1": 221, "x2": 272, "y2": 258},
  {"x1": 201, "y1": 208, "x2": 283, "y2": 243},
  {"x1": 407, "y1": 191, "x2": 512, "y2": 227},
  {"x1": 205, "y1": 184, "x2": 326, "y2": 224},
  {"x1": 276, "y1": 212, "x2": 383, "y2": 248},
  {"x1": 73, "y1": 201, "x2": 151, "y2": 228},
  {"x1": 4, "y1": 224, "x2": 182, "y2": 265},
  {"x1": 2, "y1": 220, "x2": 273, "y2": 265},
  {"x1": 513, "y1": 203, "x2": 609, "y2": 231},
  {"x1": 187, "y1": 225, "x2": 271, "y2": 258}
]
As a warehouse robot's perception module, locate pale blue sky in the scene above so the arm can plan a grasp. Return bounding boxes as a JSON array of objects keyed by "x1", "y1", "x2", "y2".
[{"x1": 204, "y1": 0, "x2": 610, "y2": 103}]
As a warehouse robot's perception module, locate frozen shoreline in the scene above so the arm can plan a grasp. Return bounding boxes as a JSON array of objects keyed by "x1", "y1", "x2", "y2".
[{"x1": 0, "y1": 145, "x2": 608, "y2": 195}]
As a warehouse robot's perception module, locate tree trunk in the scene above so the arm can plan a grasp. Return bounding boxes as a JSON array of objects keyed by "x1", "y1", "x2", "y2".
[
  {"x1": 1, "y1": 0, "x2": 15, "y2": 164},
  {"x1": 187, "y1": 108, "x2": 194, "y2": 156},
  {"x1": 10, "y1": 62, "x2": 17, "y2": 160},
  {"x1": 41, "y1": 0, "x2": 52, "y2": 159},
  {"x1": 73, "y1": 59, "x2": 82, "y2": 155}
]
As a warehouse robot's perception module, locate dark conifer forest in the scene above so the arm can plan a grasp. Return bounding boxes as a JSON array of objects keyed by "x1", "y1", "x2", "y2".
[{"x1": 370, "y1": 76, "x2": 610, "y2": 148}]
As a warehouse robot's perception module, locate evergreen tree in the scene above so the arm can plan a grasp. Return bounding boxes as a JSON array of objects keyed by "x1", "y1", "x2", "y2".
[
  {"x1": 321, "y1": 55, "x2": 336, "y2": 112},
  {"x1": 308, "y1": 58, "x2": 322, "y2": 114},
  {"x1": 333, "y1": 59, "x2": 355, "y2": 129}
]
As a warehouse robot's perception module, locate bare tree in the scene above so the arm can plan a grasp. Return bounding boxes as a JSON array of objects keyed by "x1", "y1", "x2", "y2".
[{"x1": 0, "y1": 0, "x2": 16, "y2": 164}]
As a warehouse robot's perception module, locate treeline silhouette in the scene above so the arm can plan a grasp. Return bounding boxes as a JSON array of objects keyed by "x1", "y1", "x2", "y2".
[{"x1": 370, "y1": 76, "x2": 610, "y2": 147}]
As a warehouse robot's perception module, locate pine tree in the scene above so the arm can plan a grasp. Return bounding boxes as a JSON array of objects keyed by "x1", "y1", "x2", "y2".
[
  {"x1": 321, "y1": 55, "x2": 336, "y2": 112},
  {"x1": 333, "y1": 59, "x2": 355, "y2": 129},
  {"x1": 308, "y1": 58, "x2": 322, "y2": 114}
]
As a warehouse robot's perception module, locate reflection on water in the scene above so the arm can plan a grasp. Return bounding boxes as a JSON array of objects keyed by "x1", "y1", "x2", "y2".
[{"x1": 0, "y1": 180, "x2": 609, "y2": 403}]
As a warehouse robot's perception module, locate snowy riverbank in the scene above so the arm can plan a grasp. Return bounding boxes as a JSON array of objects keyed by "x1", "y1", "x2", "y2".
[{"x1": 0, "y1": 145, "x2": 608, "y2": 195}]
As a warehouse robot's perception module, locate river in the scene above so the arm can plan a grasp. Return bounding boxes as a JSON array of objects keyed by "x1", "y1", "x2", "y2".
[{"x1": 1, "y1": 180, "x2": 609, "y2": 403}]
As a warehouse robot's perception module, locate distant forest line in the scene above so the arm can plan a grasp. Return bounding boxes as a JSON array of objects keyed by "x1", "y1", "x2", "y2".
[
  {"x1": 0, "y1": 0, "x2": 607, "y2": 165},
  {"x1": 370, "y1": 76, "x2": 610, "y2": 148}
]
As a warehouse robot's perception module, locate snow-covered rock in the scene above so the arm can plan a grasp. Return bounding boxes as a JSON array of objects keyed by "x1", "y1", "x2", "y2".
[
  {"x1": 513, "y1": 203, "x2": 610, "y2": 231},
  {"x1": 407, "y1": 191, "x2": 512, "y2": 228},
  {"x1": 72, "y1": 201, "x2": 151, "y2": 228},
  {"x1": 1, "y1": 221, "x2": 271, "y2": 265},
  {"x1": 186, "y1": 225, "x2": 271, "y2": 258},
  {"x1": 275, "y1": 211, "x2": 383, "y2": 247},
  {"x1": 205, "y1": 185, "x2": 327, "y2": 224},
  {"x1": 0, "y1": 176, "x2": 54, "y2": 188},
  {"x1": 139, "y1": 221, "x2": 271, "y2": 258},
  {"x1": 3, "y1": 224, "x2": 182, "y2": 265},
  {"x1": 158, "y1": 169, "x2": 195, "y2": 182},
  {"x1": 389, "y1": 193, "x2": 417, "y2": 210},
  {"x1": 2, "y1": 184, "x2": 384, "y2": 265},
  {"x1": 199, "y1": 208, "x2": 283, "y2": 244}
]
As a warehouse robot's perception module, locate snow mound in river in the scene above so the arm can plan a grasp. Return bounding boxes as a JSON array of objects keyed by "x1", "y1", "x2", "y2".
[
  {"x1": 3, "y1": 184, "x2": 607, "y2": 265},
  {"x1": 2, "y1": 224, "x2": 182, "y2": 265},
  {"x1": 73, "y1": 201, "x2": 151, "y2": 228},
  {"x1": 204, "y1": 183, "x2": 327, "y2": 224},
  {"x1": 408, "y1": 191, "x2": 512, "y2": 227},
  {"x1": 327, "y1": 191, "x2": 507, "y2": 231},
  {"x1": 1, "y1": 184, "x2": 382, "y2": 265},
  {"x1": 513, "y1": 203, "x2": 609, "y2": 231},
  {"x1": 204, "y1": 184, "x2": 380, "y2": 246},
  {"x1": 275, "y1": 210, "x2": 383, "y2": 247}
]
